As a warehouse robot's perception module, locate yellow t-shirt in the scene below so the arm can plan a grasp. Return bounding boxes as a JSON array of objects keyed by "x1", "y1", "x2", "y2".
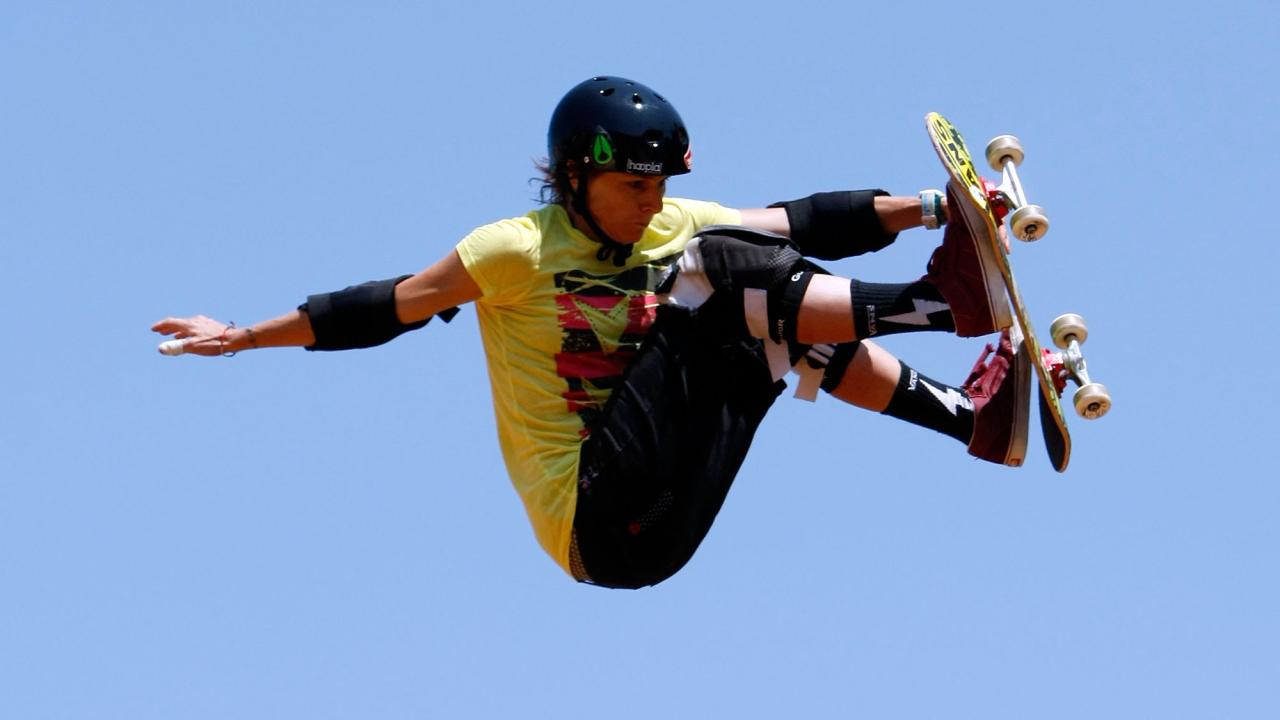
[{"x1": 455, "y1": 198, "x2": 742, "y2": 576}]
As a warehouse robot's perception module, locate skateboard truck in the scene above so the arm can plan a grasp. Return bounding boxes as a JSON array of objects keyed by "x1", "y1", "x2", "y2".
[
  {"x1": 985, "y1": 135, "x2": 1050, "y2": 242},
  {"x1": 982, "y1": 179, "x2": 1010, "y2": 222},
  {"x1": 1042, "y1": 313, "x2": 1112, "y2": 420}
]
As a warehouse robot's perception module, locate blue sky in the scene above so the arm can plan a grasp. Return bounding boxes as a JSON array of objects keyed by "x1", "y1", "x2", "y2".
[{"x1": 3, "y1": 2, "x2": 1278, "y2": 718}]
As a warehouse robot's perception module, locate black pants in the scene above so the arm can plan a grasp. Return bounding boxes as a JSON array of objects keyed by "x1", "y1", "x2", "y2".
[{"x1": 572, "y1": 301, "x2": 784, "y2": 589}]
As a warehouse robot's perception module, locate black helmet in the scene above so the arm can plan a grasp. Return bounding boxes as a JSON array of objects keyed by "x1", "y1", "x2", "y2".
[{"x1": 548, "y1": 76, "x2": 691, "y2": 178}]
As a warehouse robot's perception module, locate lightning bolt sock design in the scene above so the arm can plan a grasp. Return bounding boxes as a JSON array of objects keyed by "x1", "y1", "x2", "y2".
[
  {"x1": 851, "y1": 280, "x2": 955, "y2": 339},
  {"x1": 881, "y1": 360, "x2": 974, "y2": 444}
]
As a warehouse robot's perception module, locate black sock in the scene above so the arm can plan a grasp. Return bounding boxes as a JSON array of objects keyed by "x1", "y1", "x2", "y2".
[
  {"x1": 851, "y1": 280, "x2": 955, "y2": 339},
  {"x1": 880, "y1": 360, "x2": 974, "y2": 444}
]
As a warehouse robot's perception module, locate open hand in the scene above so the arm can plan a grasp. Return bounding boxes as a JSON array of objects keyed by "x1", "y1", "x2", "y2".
[{"x1": 151, "y1": 315, "x2": 233, "y2": 356}]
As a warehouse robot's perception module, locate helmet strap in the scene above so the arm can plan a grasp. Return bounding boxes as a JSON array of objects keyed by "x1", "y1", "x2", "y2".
[{"x1": 568, "y1": 169, "x2": 633, "y2": 267}]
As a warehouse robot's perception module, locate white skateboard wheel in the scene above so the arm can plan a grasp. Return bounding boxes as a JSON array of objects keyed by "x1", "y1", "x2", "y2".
[
  {"x1": 985, "y1": 134, "x2": 1024, "y2": 171},
  {"x1": 1050, "y1": 313, "x2": 1088, "y2": 349},
  {"x1": 1010, "y1": 205, "x2": 1049, "y2": 242},
  {"x1": 1074, "y1": 382, "x2": 1111, "y2": 419}
]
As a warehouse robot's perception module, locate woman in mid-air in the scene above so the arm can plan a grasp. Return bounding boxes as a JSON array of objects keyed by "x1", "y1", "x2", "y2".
[{"x1": 153, "y1": 76, "x2": 1025, "y2": 589}]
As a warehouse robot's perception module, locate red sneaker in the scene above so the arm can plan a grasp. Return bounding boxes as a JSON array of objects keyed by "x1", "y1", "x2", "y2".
[
  {"x1": 925, "y1": 185, "x2": 1012, "y2": 337},
  {"x1": 962, "y1": 329, "x2": 1029, "y2": 466}
]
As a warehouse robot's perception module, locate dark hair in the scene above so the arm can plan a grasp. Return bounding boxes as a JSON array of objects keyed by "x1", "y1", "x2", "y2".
[
  {"x1": 531, "y1": 158, "x2": 560, "y2": 205},
  {"x1": 532, "y1": 157, "x2": 580, "y2": 206}
]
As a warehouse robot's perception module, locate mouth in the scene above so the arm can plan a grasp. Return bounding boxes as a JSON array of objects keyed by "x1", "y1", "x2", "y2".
[{"x1": 612, "y1": 218, "x2": 647, "y2": 234}]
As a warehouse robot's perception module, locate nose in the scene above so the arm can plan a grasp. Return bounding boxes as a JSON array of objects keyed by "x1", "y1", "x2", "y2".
[{"x1": 638, "y1": 183, "x2": 664, "y2": 213}]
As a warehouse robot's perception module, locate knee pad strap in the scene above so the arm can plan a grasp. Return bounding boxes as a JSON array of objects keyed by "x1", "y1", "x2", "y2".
[
  {"x1": 819, "y1": 341, "x2": 862, "y2": 393},
  {"x1": 767, "y1": 269, "x2": 814, "y2": 345}
]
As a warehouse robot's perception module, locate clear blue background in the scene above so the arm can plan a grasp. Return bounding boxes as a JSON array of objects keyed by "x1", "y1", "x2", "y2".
[{"x1": 3, "y1": 2, "x2": 1278, "y2": 717}]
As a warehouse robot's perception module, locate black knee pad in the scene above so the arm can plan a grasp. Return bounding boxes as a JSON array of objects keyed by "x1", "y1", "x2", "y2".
[
  {"x1": 819, "y1": 341, "x2": 862, "y2": 393},
  {"x1": 694, "y1": 227, "x2": 821, "y2": 344},
  {"x1": 696, "y1": 229, "x2": 805, "y2": 292}
]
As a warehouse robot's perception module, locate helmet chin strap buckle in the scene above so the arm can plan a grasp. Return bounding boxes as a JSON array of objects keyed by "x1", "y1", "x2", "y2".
[{"x1": 596, "y1": 242, "x2": 633, "y2": 266}]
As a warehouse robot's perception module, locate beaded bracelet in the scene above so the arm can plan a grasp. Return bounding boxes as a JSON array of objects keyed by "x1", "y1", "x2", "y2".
[{"x1": 219, "y1": 322, "x2": 237, "y2": 357}]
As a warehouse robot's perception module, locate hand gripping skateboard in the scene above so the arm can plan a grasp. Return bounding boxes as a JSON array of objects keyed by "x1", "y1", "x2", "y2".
[{"x1": 925, "y1": 112, "x2": 1111, "y2": 472}]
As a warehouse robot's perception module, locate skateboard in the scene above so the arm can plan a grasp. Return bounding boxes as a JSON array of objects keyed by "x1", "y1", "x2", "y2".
[{"x1": 925, "y1": 112, "x2": 1110, "y2": 472}]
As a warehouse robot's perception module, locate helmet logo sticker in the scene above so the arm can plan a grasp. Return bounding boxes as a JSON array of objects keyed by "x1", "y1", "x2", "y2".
[
  {"x1": 625, "y1": 159, "x2": 663, "y2": 174},
  {"x1": 592, "y1": 134, "x2": 614, "y2": 165}
]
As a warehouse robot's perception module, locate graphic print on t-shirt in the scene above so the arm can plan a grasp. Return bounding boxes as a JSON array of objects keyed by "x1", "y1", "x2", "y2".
[{"x1": 553, "y1": 256, "x2": 679, "y2": 434}]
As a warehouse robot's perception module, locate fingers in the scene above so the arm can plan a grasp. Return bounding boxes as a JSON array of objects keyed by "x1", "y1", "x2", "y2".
[
  {"x1": 152, "y1": 314, "x2": 218, "y2": 334},
  {"x1": 152, "y1": 316, "x2": 199, "y2": 336},
  {"x1": 151, "y1": 317, "x2": 187, "y2": 334},
  {"x1": 152, "y1": 315, "x2": 228, "y2": 357},
  {"x1": 157, "y1": 334, "x2": 218, "y2": 357},
  {"x1": 158, "y1": 339, "x2": 186, "y2": 356}
]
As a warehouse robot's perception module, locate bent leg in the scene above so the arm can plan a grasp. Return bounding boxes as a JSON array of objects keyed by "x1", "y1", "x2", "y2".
[
  {"x1": 672, "y1": 229, "x2": 958, "y2": 349},
  {"x1": 573, "y1": 305, "x2": 784, "y2": 589},
  {"x1": 825, "y1": 340, "x2": 974, "y2": 445},
  {"x1": 663, "y1": 228, "x2": 1024, "y2": 467},
  {"x1": 817, "y1": 334, "x2": 1029, "y2": 465},
  {"x1": 796, "y1": 275, "x2": 957, "y2": 344}
]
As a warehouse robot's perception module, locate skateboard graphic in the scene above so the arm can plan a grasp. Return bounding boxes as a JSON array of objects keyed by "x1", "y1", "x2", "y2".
[{"x1": 925, "y1": 112, "x2": 1110, "y2": 472}]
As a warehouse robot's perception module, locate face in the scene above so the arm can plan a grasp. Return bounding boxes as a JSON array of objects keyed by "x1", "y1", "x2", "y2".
[{"x1": 578, "y1": 171, "x2": 668, "y2": 244}]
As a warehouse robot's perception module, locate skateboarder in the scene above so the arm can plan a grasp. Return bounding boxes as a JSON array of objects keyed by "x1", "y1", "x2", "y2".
[{"x1": 153, "y1": 76, "x2": 1026, "y2": 588}]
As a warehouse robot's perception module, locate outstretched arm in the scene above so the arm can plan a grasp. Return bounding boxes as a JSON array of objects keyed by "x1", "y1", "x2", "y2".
[
  {"x1": 150, "y1": 309, "x2": 315, "y2": 356},
  {"x1": 152, "y1": 249, "x2": 483, "y2": 357}
]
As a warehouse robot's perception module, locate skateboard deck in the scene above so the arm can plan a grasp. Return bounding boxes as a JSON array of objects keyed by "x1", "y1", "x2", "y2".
[{"x1": 925, "y1": 112, "x2": 1072, "y2": 472}]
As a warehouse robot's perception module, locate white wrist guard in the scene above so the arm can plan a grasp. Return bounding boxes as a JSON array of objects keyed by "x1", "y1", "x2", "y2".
[{"x1": 919, "y1": 189, "x2": 945, "y2": 230}]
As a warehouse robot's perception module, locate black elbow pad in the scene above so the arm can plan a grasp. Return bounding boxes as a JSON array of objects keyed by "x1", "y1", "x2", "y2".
[
  {"x1": 769, "y1": 189, "x2": 896, "y2": 260},
  {"x1": 300, "y1": 275, "x2": 458, "y2": 351}
]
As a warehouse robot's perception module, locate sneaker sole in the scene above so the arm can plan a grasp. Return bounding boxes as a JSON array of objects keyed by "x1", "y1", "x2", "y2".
[
  {"x1": 951, "y1": 185, "x2": 1014, "y2": 334},
  {"x1": 1005, "y1": 339, "x2": 1032, "y2": 467}
]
